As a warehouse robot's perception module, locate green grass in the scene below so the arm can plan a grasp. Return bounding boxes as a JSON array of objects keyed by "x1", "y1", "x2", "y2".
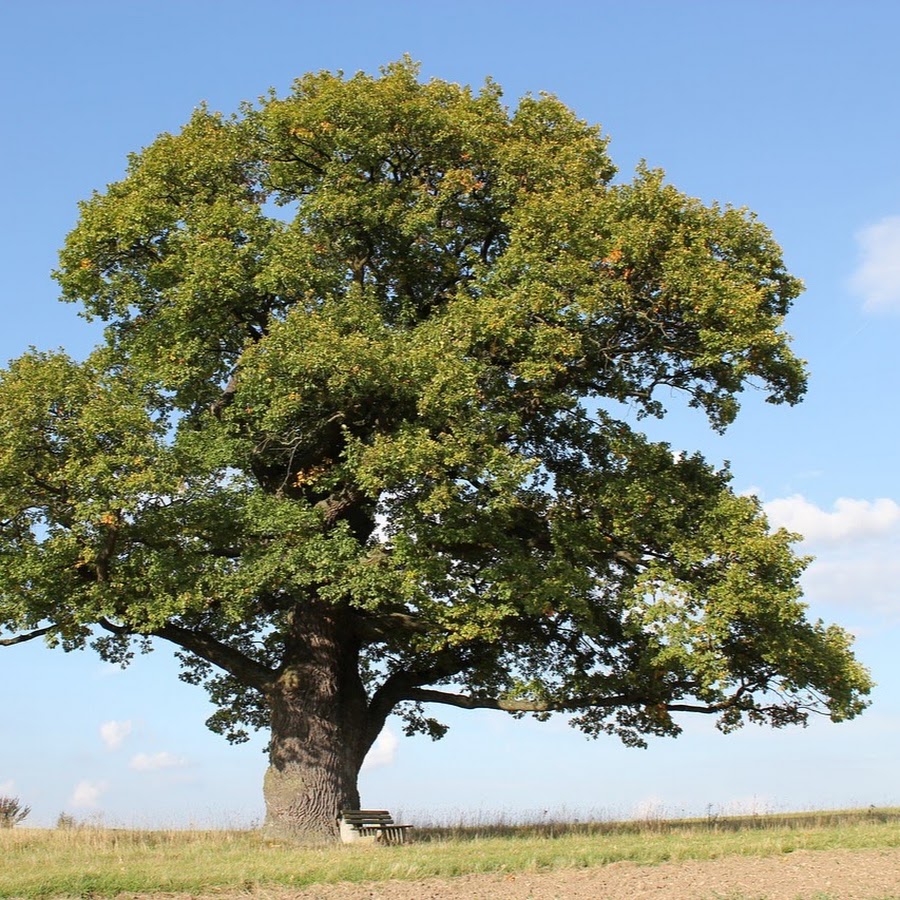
[{"x1": 1, "y1": 807, "x2": 899, "y2": 898}]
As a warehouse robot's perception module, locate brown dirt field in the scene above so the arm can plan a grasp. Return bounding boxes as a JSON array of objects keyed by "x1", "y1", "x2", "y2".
[{"x1": 251, "y1": 847, "x2": 900, "y2": 899}]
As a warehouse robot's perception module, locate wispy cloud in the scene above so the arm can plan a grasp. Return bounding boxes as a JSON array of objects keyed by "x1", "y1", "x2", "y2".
[
  {"x1": 850, "y1": 215, "x2": 900, "y2": 312},
  {"x1": 0, "y1": 779, "x2": 15, "y2": 795},
  {"x1": 362, "y1": 728, "x2": 399, "y2": 771},
  {"x1": 129, "y1": 751, "x2": 188, "y2": 772},
  {"x1": 71, "y1": 780, "x2": 107, "y2": 808},
  {"x1": 100, "y1": 720, "x2": 133, "y2": 751}
]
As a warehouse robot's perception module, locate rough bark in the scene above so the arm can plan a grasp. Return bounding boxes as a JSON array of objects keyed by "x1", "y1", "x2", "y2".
[{"x1": 262, "y1": 601, "x2": 378, "y2": 842}]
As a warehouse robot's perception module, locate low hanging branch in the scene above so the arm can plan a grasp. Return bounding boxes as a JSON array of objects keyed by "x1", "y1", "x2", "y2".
[
  {"x1": 152, "y1": 622, "x2": 275, "y2": 691},
  {"x1": 0, "y1": 625, "x2": 57, "y2": 647},
  {"x1": 401, "y1": 688, "x2": 734, "y2": 715},
  {"x1": 402, "y1": 687, "x2": 632, "y2": 713}
]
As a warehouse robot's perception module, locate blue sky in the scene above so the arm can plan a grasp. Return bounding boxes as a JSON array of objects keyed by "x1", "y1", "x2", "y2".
[{"x1": 1, "y1": 0, "x2": 899, "y2": 828}]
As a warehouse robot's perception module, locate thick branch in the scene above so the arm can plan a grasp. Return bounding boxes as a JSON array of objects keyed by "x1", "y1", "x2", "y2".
[
  {"x1": 403, "y1": 688, "x2": 732, "y2": 716},
  {"x1": 209, "y1": 372, "x2": 239, "y2": 418},
  {"x1": 366, "y1": 650, "x2": 472, "y2": 739},
  {"x1": 98, "y1": 616, "x2": 131, "y2": 636},
  {"x1": 0, "y1": 624, "x2": 57, "y2": 647},
  {"x1": 98, "y1": 618, "x2": 274, "y2": 691},
  {"x1": 403, "y1": 687, "x2": 631, "y2": 713},
  {"x1": 664, "y1": 702, "x2": 725, "y2": 714},
  {"x1": 357, "y1": 610, "x2": 432, "y2": 643}
]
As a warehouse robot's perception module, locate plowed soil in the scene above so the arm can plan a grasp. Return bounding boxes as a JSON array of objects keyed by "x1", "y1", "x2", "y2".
[{"x1": 273, "y1": 847, "x2": 900, "y2": 899}]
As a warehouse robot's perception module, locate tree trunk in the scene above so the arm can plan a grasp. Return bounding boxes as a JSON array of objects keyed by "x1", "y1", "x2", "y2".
[{"x1": 262, "y1": 602, "x2": 377, "y2": 843}]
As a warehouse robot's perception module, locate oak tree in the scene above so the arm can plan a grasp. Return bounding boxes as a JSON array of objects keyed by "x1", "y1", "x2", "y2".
[{"x1": 0, "y1": 60, "x2": 871, "y2": 840}]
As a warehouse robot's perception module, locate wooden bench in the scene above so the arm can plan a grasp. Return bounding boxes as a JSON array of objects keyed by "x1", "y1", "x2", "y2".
[{"x1": 338, "y1": 809, "x2": 412, "y2": 844}]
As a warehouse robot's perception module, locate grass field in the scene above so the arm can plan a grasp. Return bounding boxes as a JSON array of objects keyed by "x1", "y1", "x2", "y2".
[{"x1": 1, "y1": 808, "x2": 899, "y2": 898}]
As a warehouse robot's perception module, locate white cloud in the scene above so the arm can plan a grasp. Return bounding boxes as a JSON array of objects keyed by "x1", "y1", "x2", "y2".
[
  {"x1": 850, "y1": 215, "x2": 900, "y2": 312},
  {"x1": 764, "y1": 495, "x2": 900, "y2": 543},
  {"x1": 100, "y1": 720, "x2": 133, "y2": 751},
  {"x1": 129, "y1": 751, "x2": 188, "y2": 772},
  {"x1": 71, "y1": 780, "x2": 107, "y2": 808},
  {"x1": 0, "y1": 780, "x2": 15, "y2": 795},
  {"x1": 362, "y1": 728, "x2": 399, "y2": 771},
  {"x1": 764, "y1": 494, "x2": 900, "y2": 618},
  {"x1": 802, "y1": 550, "x2": 900, "y2": 619}
]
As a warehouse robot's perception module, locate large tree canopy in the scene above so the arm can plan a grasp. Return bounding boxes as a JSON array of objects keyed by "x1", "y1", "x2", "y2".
[{"x1": 0, "y1": 60, "x2": 871, "y2": 840}]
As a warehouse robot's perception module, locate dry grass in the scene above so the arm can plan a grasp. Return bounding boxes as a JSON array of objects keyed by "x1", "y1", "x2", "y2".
[{"x1": 1, "y1": 807, "x2": 899, "y2": 898}]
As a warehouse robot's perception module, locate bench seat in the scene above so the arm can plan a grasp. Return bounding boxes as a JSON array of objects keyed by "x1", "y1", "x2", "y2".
[{"x1": 339, "y1": 809, "x2": 412, "y2": 844}]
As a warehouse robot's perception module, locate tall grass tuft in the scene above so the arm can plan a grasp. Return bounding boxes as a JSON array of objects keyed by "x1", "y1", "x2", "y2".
[
  {"x1": 0, "y1": 796, "x2": 30, "y2": 829},
  {"x1": 407, "y1": 805, "x2": 900, "y2": 842}
]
